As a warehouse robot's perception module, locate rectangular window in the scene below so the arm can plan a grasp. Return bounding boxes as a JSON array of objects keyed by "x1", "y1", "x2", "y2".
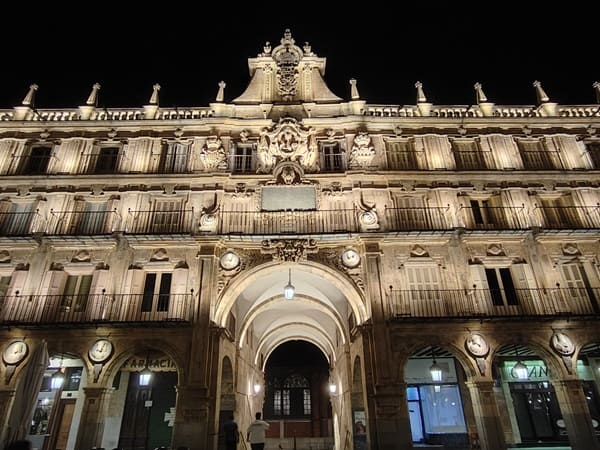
[
  {"x1": 62, "y1": 274, "x2": 92, "y2": 312},
  {"x1": 560, "y1": 263, "x2": 597, "y2": 310},
  {"x1": 94, "y1": 147, "x2": 119, "y2": 174},
  {"x1": 282, "y1": 389, "x2": 290, "y2": 415},
  {"x1": 303, "y1": 389, "x2": 311, "y2": 415},
  {"x1": 0, "y1": 276, "x2": 11, "y2": 311},
  {"x1": 386, "y1": 141, "x2": 418, "y2": 170},
  {"x1": 153, "y1": 200, "x2": 183, "y2": 232},
  {"x1": 538, "y1": 196, "x2": 579, "y2": 228},
  {"x1": 23, "y1": 146, "x2": 52, "y2": 174},
  {"x1": 274, "y1": 390, "x2": 282, "y2": 415},
  {"x1": 452, "y1": 140, "x2": 486, "y2": 170},
  {"x1": 321, "y1": 142, "x2": 344, "y2": 172},
  {"x1": 160, "y1": 143, "x2": 189, "y2": 173},
  {"x1": 74, "y1": 202, "x2": 109, "y2": 234},
  {"x1": 142, "y1": 272, "x2": 172, "y2": 312},
  {"x1": 419, "y1": 385, "x2": 467, "y2": 434},
  {"x1": 62, "y1": 367, "x2": 83, "y2": 391},
  {"x1": 485, "y1": 267, "x2": 518, "y2": 306},
  {"x1": 586, "y1": 142, "x2": 600, "y2": 168},
  {"x1": 0, "y1": 202, "x2": 35, "y2": 235},
  {"x1": 233, "y1": 145, "x2": 253, "y2": 173},
  {"x1": 517, "y1": 140, "x2": 555, "y2": 170},
  {"x1": 390, "y1": 196, "x2": 428, "y2": 230}
]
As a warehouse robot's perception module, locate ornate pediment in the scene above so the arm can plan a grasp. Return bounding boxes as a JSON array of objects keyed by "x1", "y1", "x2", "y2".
[
  {"x1": 261, "y1": 239, "x2": 318, "y2": 263},
  {"x1": 257, "y1": 118, "x2": 319, "y2": 174}
]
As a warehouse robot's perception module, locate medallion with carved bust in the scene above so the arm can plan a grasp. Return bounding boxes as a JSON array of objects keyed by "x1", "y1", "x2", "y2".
[{"x1": 3, "y1": 341, "x2": 29, "y2": 365}]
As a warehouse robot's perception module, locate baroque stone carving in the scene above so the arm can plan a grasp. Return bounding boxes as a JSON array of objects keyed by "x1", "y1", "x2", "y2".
[
  {"x1": 256, "y1": 118, "x2": 319, "y2": 174},
  {"x1": 309, "y1": 249, "x2": 365, "y2": 294},
  {"x1": 262, "y1": 239, "x2": 317, "y2": 263},
  {"x1": 199, "y1": 136, "x2": 228, "y2": 171},
  {"x1": 199, "y1": 194, "x2": 219, "y2": 233},
  {"x1": 356, "y1": 195, "x2": 379, "y2": 231},
  {"x1": 217, "y1": 250, "x2": 271, "y2": 296},
  {"x1": 551, "y1": 331, "x2": 575, "y2": 374},
  {"x1": 273, "y1": 29, "x2": 301, "y2": 101},
  {"x1": 349, "y1": 132, "x2": 375, "y2": 169}
]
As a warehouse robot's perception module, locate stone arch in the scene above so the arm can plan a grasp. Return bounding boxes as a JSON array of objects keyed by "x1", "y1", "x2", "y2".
[
  {"x1": 240, "y1": 293, "x2": 347, "y2": 349},
  {"x1": 214, "y1": 260, "x2": 368, "y2": 327},
  {"x1": 100, "y1": 338, "x2": 186, "y2": 387},
  {"x1": 259, "y1": 335, "x2": 332, "y2": 370}
]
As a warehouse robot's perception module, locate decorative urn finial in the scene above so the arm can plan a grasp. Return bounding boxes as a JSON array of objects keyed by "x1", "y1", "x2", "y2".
[
  {"x1": 22, "y1": 84, "x2": 39, "y2": 106},
  {"x1": 350, "y1": 79, "x2": 360, "y2": 100},
  {"x1": 415, "y1": 81, "x2": 427, "y2": 103},
  {"x1": 474, "y1": 82, "x2": 488, "y2": 103},
  {"x1": 86, "y1": 83, "x2": 101, "y2": 106},
  {"x1": 149, "y1": 83, "x2": 161, "y2": 105},
  {"x1": 216, "y1": 81, "x2": 226, "y2": 102}
]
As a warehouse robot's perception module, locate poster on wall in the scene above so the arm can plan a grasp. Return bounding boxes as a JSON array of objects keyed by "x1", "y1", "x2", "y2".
[{"x1": 353, "y1": 410, "x2": 367, "y2": 450}]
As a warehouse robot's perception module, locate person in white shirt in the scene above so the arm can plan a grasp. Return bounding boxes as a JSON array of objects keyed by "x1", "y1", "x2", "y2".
[{"x1": 246, "y1": 412, "x2": 270, "y2": 450}]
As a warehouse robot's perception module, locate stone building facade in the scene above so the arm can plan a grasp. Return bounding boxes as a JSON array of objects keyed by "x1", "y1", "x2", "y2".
[{"x1": 0, "y1": 30, "x2": 600, "y2": 450}]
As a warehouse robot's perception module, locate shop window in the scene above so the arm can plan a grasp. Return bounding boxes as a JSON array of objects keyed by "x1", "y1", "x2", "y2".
[{"x1": 63, "y1": 366, "x2": 83, "y2": 391}]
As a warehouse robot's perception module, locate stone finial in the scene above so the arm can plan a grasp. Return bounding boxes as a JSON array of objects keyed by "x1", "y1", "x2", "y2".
[
  {"x1": 282, "y1": 29, "x2": 294, "y2": 45},
  {"x1": 22, "y1": 84, "x2": 39, "y2": 106},
  {"x1": 593, "y1": 81, "x2": 600, "y2": 104},
  {"x1": 415, "y1": 81, "x2": 427, "y2": 103},
  {"x1": 216, "y1": 81, "x2": 226, "y2": 102},
  {"x1": 86, "y1": 83, "x2": 101, "y2": 106},
  {"x1": 303, "y1": 42, "x2": 313, "y2": 55},
  {"x1": 149, "y1": 83, "x2": 161, "y2": 105},
  {"x1": 533, "y1": 80, "x2": 550, "y2": 104},
  {"x1": 474, "y1": 82, "x2": 488, "y2": 103},
  {"x1": 350, "y1": 79, "x2": 360, "y2": 100}
]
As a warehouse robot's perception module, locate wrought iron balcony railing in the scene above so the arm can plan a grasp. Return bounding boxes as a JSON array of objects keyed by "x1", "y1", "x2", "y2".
[
  {"x1": 50, "y1": 209, "x2": 120, "y2": 235},
  {"x1": 126, "y1": 209, "x2": 194, "y2": 234},
  {"x1": 0, "y1": 293, "x2": 193, "y2": 325},
  {"x1": 388, "y1": 287, "x2": 600, "y2": 318},
  {"x1": 2, "y1": 205, "x2": 600, "y2": 238}
]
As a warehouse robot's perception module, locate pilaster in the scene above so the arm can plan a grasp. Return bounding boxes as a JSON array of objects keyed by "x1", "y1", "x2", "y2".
[
  {"x1": 553, "y1": 378, "x2": 600, "y2": 450},
  {"x1": 371, "y1": 383, "x2": 412, "y2": 450},
  {"x1": 0, "y1": 388, "x2": 16, "y2": 450},
  {"x1": 74, "y1": 387, "x2": 113, "y2": 450},
  {"x1": 465, "y1": 380, "x2": 507, "y2": 450},
  {"x1": 172, "y1": 384, "x2": 211, "y2": 450}
]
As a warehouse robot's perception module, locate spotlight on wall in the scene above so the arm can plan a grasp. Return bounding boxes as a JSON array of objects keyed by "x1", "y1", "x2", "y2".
[{"x1": 253, "y1": 383, "x2": 261, "y2": 395}]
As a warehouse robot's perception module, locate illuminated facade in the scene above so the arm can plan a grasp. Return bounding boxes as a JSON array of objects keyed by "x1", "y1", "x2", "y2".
[{"x1": 1, "y1": 30, "x2": 600, "y2": 450}]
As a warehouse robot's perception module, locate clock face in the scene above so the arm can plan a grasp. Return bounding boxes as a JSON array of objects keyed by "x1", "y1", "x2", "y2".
[
  {"x1": 3, "y1": 341, "x2": 28, "y2": 365},
  {"x1": 220, "y1": 251, "x2": 240, "y2": 270},
  {"x1": 466, "y1": 333, "x2": 489, "y2": 357},
  {"x1": 341, "y1": 249, "x2": 361, "y2": 268},
  {"x1": 88, "y1": 339, "x2": 113, "y2": 363}
]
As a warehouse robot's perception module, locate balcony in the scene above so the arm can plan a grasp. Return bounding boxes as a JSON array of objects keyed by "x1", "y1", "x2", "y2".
[
  {"x1": 0, "y1": 210, "x2": 40, "y2": 235},
  {"x1": 533, "y1": 205, "x2": 600, "y2": 229},
  {"x1": 126, "y1": 209, "x2": 194, "y2": 234},
  {"x1": 0, "y1": 293, "x2": 194, "y2": 326},
  {"x1": 388, "y1": 287, "x2": 600, "y2": 319},
  {"x1": 51, "y1": 209, "x2": 119, "y2": 235}
]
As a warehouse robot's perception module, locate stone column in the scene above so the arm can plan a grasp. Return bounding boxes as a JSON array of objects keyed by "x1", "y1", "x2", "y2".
[
  {"x1": 465, "y1": 380, "x2": 506, "y2": 450},
  {"x1": 553, "y1": 379, "x2": 600, "y2": 450},
  {"x1": 372, "y1": 384, "x2": 413, "y2": 450},
  {"x1": 74, "y1": 387, "x2": 113, "y2": 450},
  {"x1": 171, "y1": 384, "x2": 210, "y2": 450},
  {"x1": 0, "y1": 388, "x2": 16, "y2": 450}
]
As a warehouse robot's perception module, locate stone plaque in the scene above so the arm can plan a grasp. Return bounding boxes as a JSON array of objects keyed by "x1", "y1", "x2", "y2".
[{"x1": 261, "y1": 186, "x2": 316, "y2": 211}]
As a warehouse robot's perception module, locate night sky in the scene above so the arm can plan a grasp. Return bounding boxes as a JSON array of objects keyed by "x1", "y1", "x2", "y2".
[{"x1": 1, "y1": 5, "x2": 597, "y2": 110}]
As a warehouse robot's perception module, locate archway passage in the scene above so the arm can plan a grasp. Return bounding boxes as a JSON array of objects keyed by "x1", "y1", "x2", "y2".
[{"x1": 263, "y1": 340, "x2": 333, "y2": 448}]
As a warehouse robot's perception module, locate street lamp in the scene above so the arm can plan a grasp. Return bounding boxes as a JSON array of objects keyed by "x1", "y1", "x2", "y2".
[{"x1": 284, "y1": 269, "x2": 295, "y2": 300}]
